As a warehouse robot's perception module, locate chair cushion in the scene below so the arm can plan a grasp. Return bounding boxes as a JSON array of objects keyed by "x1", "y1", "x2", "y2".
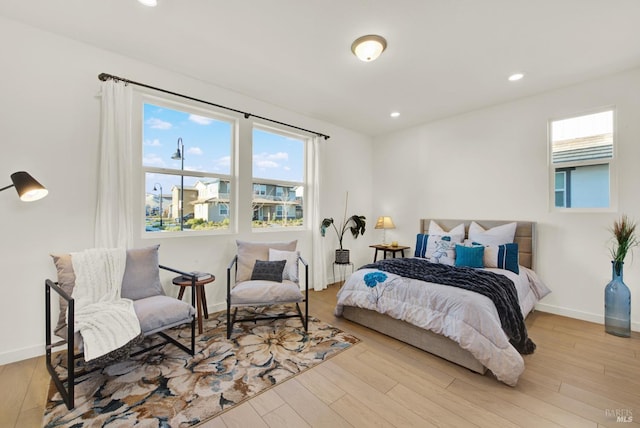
[
  {"x1": 133, "y1": 295, "x2": 195, "y2": 335},
  {"x1": 121, "y1": 245, "x2": 164, "y2": 300},
  {"x1": 230, "y1": 280, "x2": 303, "y2": 305},
  {"x1": 251, "y1": 260, "x2": 286, "y2": 282},
  {"x1": 236, "y1": 240, "x2": 297, "y2": 282}
]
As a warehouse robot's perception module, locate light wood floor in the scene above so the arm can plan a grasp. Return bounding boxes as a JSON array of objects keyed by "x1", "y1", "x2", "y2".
[{"x1": 2, "y1": 284, "x2": 639, "y2": 427}]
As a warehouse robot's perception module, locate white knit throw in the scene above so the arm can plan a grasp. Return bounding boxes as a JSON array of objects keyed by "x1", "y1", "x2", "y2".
[{"x1": 71, "y1": 248, "x2": 141, "y2": 361}]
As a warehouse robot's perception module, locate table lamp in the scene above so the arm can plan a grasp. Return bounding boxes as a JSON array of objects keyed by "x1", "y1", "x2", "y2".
[{"x1": 375, "y1": 216, "x2": 395, "y2": 246}]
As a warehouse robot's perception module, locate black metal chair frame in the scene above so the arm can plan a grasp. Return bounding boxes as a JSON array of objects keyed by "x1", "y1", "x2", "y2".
[
  {"x1": 45, "y1": 264, "x2": 197, "y2": 410},
  {"x1": 226, "y1": 255, "x2": 309, "y2": 339}
]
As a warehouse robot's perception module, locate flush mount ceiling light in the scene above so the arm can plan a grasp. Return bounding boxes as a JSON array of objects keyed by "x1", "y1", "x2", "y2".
[
  {"x1": 508, "y1": 73, "x2": 524, "y2": 81},
  {"x1": 351, "y1": 35, "x2": 387, "y2": 62},
  {"x1": 390, "y1": 111, "x2": 400, "y2": 118},
  {"x1": 137, "y1": 0, "x2": 157, "y2": 6}
]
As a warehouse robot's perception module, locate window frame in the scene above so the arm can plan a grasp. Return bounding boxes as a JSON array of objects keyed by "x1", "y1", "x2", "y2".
[
  {"x1": 135, "y1": 92, "x2": 237, "y2": 237},
  {"x1": 548, "y1": 107, "x2": 617, "y2": 213}
]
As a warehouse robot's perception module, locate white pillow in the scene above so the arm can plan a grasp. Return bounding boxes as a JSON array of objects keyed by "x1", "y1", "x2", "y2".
[
  {"x1": 425, "y1": 234, "x2": 462, "y2": 265},
  {"x1": 468, "y1": 221, "x2": 517, "y2": 246},
  {"x1": 268, "y1": 248, "x2": 300, "y2": 283},
  {"x1": 428, "y1": 220, "x2": 465, "y2": 238}
]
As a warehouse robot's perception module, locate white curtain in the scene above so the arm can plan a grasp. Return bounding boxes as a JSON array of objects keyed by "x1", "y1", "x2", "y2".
[
  {"x1": 311, "y1": 136, "x2": 328, "y2": 291},
  {"x1": 94, "y1": 79, "x2": 134, "y2": 249}
]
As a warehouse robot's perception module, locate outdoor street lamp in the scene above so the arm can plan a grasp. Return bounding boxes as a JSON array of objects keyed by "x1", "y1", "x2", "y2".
[
  {"x1": 153, "y1": 183, "x2": 163, "y2": 229},
  {"x1": 171, "y1": 138, "x2": 185, "y2": 230}
]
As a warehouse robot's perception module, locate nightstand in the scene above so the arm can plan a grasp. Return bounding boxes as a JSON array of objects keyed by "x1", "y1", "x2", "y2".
[{"x1": 370, "y1": 244, "x2": 410, "y2": 262}]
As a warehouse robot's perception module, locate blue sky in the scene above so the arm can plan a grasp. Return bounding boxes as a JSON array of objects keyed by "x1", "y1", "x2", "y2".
[{"x1": 143, "y1": 103, "x2": 304, "y2": 194}]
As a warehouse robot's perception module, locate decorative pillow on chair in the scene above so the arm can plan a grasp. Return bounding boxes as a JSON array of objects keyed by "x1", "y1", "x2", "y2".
[
  {"x1": 121, "y1": 245, "x2": 164, "y2": 300},
  {"x1": 236, "y1": 240, "x2": 297, "y2": 282},
  {"x1": 425, "y1": 235, "x2": 461, "y2": 265},
  {"x1": 414, "y1": 234, "x2": 428, "y2": 258},
  {"x1": 251, "y1": 260, "x2": 287, "y2": 282},
  {"x1": 268, "y1": 248, "x2": 300, "y2": 282},
  {"x1": 454, "y1": 244, "x2": 484, "y2": 268},
  {"x1": 468, "y1": 221, "x2": 517, "y2": 246}
]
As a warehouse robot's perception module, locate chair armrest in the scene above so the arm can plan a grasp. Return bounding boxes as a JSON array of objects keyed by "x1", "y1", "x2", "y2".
[
  {"x1": 227, "y1": 255, "x2": 238, "y2": 292},
  {"x1": 46, "y1": 278, "x2": 73, "y2": 303},
  {"x1": 298, "y1": 256, "x2": 309, "y2": 292},
  {"x1": 159, "y1": 265, "x2": 197, "y2": 308}
]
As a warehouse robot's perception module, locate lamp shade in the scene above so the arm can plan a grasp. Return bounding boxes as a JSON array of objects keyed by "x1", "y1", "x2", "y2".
[
  {"x1": 375, "y1": 216, "x2": 395, "y2": 229},
  {"x1": 351, "y1": 35, "x2": 387, "y2": 62},
  {"x1": 11, "y1": 171, "x2": 48, "y2": 201}
]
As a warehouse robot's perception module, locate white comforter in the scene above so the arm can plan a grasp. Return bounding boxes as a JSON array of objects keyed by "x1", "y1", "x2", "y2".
[{"x1": 335, "y1": 262, "x2": 550, "y2": 386}]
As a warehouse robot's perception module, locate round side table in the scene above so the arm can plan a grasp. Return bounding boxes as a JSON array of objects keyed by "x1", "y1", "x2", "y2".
[{"x1": 172, "y1": 274, "x2": 215, "y2": 334}]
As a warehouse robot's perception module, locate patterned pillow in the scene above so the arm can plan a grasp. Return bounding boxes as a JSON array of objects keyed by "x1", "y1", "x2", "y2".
[
  {"x1": 414, "y1": 234, "x2": 428, "y2": 258},
  {"x1": 251, "y1": 260, "x2": 287, "y2": 282},
  {"x1": 425, "y1": 235, "x2": 461, "y2": 265}
]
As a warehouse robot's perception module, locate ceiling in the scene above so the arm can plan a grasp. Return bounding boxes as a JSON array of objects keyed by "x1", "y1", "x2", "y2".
[{"x1": 2, "y1": 0, "x2": 640, "y2": 136}]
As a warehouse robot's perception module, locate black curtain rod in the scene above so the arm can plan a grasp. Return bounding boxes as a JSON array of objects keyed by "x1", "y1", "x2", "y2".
[{"x1": 98, "y1": 72, "x2": 330, "y2": 140}]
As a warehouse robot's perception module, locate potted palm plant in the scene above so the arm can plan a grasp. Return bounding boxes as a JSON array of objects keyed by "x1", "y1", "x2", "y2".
[{"x1": 320, "y1": 192, "x2": 366, "y2": 264}]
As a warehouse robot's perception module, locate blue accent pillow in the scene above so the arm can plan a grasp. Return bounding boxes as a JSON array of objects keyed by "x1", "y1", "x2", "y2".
[
  {"x1": 415, "y1": 234, "x2": 428, "y2": 258},
  {"x1": 454, "y1": 244, "x2": 484, "y2": 268}
]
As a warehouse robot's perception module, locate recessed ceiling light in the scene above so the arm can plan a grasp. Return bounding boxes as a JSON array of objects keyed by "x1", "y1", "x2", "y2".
[
  {"x1": 390, "y1": 112, "x2": 400, "y2": 118},
  {"x1": 351, "y1": 35, "x2": 387, "y2": 62},
  {"x1": 508, "y1": 73, "x2": 524, "y2": 81},
  {"x1": 138, "y1": 0, "x2": 157, "y2": 6}
]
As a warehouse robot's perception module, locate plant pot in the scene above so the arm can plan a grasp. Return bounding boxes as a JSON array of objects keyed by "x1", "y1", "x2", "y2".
[{"x1": 335, "y1": 249, "x2": 350, "y2": 264}]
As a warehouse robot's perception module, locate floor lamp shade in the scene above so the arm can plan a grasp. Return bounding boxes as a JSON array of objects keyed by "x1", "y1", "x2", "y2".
[{"x1": 10, "y1": 171, "x2": 48, "y2": 201}]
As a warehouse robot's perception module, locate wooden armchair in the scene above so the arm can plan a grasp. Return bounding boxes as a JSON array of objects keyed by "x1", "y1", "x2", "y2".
[
  {"x1": 226, "y1": 240, "x2": 309, "y2": 339},
  {"x1": 45, "y1": 245, "x2": 196, "y2": 409}
]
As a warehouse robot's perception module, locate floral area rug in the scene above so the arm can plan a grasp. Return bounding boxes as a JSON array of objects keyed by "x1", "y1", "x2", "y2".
[{"x1": 43, "y1": 306, "x2": 359, "y2": 427}]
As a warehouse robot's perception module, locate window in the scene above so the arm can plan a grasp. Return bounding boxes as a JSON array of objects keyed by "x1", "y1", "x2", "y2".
[
  {"x1": 252, "y1": 127, "x2": 306, "y2": 228},
  {"x1": 142, "y1": 100, "x2": 234, "y2": 233},
  {"x1": 550, "y1": 110, "x2": 614, "y2": 210}
]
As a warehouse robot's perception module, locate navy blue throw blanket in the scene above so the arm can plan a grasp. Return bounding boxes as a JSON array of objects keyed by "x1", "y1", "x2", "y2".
[{"x1": 360, "y1": 258, "x2": 535, "y2": 354}]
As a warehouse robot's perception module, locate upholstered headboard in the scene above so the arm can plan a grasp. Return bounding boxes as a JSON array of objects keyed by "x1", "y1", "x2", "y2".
[{"x1": 419, "y1": 219, "x2": 535, "y2": 269}]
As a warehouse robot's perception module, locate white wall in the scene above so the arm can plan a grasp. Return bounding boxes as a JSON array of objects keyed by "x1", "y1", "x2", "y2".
[
  {"x1": 373, "y1": 67, "x2": 640, "y2": 331},
  {"x1": 0, "y1": 16, "x2": 373, "y2": 364}
]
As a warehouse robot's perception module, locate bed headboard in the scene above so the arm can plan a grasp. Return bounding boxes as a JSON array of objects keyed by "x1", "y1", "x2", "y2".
[{"x1": 419, "y1": 219, "x2": 535, "y2": 269}]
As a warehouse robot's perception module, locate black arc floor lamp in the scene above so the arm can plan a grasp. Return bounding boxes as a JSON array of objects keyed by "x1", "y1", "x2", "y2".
[{"x1": 1, "y1": 171, "x2": 48, "y2": 201}]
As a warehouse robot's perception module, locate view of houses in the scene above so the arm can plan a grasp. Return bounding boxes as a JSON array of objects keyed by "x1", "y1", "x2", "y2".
[{"x1": 145, "y1": 179, "x2": 303, "y2": 231}]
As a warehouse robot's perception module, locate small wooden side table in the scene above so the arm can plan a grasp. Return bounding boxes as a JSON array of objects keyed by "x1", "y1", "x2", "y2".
[
  {"x1": 172, "y1": 274, "x2": 215, "y2": 334},
  {"x1": 370, "y1": 244, "x2": 410, "y2": 262}
]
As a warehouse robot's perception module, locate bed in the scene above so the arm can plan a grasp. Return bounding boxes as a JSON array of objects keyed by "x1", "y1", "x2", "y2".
[{"x1": 335, "y1": 219, "x2": 550, "y2": 386}]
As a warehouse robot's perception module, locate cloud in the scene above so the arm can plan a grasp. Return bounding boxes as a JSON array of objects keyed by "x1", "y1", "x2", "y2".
[
  {"x1": 144, "y1": 139, "x2": 162, "y2": 146},
  {"x1": 146, "y1": 118, "x2": 172, "y2": 130},
  {"x1": 189, "y1": 114, "x2": 213, "y2": 125},
  {"x1": 143, "y1": 154, "x2": 165, "y2": 167},
  {"x1": 253, "y1": 152, "x2": 288, "y2": 169},
  {"x1": 187, "y1": 146, "x2": 203, "y2": 156},
  {"x1": 255, "y1": 159, "x2": 279, "y2": 168}
]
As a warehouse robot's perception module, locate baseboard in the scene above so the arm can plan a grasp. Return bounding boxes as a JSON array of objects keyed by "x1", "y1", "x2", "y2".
[
  {"x1": 0, "y1": 343, "x2": 44, "y2": 366},
  {"x1": 535, "y1": 303, "x2": 640, "y2": 332}
]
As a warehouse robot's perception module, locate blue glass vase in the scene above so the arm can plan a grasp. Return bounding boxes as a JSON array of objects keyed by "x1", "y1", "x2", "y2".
[{"x1": 604, "y1": 261, "x2": 631, "y2": 337}]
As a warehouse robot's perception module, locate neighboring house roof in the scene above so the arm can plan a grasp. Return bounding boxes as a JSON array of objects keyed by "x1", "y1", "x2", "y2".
[{"x1": 552, "y1": 133, "x2": 613, "y2": 163}]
